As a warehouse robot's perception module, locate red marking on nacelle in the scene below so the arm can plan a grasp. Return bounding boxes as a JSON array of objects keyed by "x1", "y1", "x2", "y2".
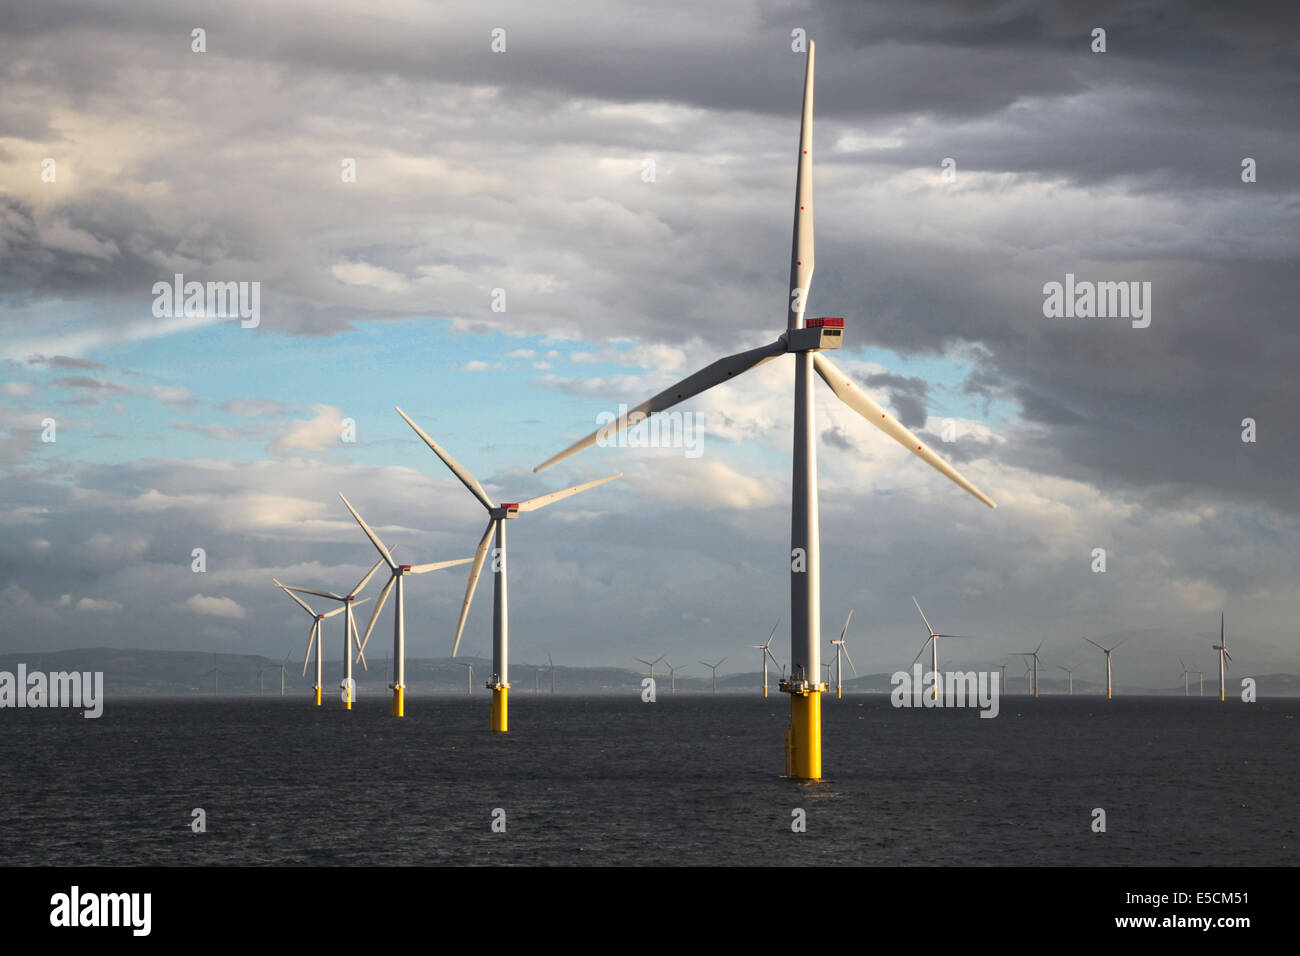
[
  {"x1": 807, "y1": 318, "x2": 844, "y2": 328},
  {"x1": 399, "y1": 564, "x2": 412, "y2": 570},
  {"x1": 346, "y1": 595, "x2": 355, "y2": 601},
  {"x1": 502, "y1": 504, "x2": 519, "y2": 510},
  {"x1": 317, "y1": 613, "x2": 325, "y2": 619}
]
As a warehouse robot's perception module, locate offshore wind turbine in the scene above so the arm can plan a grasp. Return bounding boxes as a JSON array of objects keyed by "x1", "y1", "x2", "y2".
[
  {"x1": 1021, "y1": 659, "x2": 1032, "y2": 694},
  {"x1": 912, "y1": 598, "x2": 975, "y2": 702},
  {"x1": 753, "y1": 618, "x2": 781, "y2": 698},
  {"x1": 339, "y1": 494, "x2": 471, "y2": 717},
  {"x1": 201, "y1": 659, "x2": 222, "y2": 696},
  {"x1": 1084, "y1": 638, "x2": 1126, "y2": 700},
  {"x1": 665, "y1": 660, "x2": 686, "y2": 694},
  {"x1": 1195, "y1": 667, "x2": 1205, "y2": 697},
  {"x1": 1212, "y1": 612, "x2": 1232, "y2": 702},
  {"x1": 1177, "y1": 657, "x2": 1190, "y2": 697},
  {"x1": 635, "y1": 654, "x2": 665, "y2": 684},
  {"x1": 395, "y1": 407, "x2": 620, "y2": 733},
  {"x1": 455, "y1": 660, "x2": 474, "y2": 695},
  {"x1": 700, "y1": 658, "x2": 726, "y2": 694},
  {"x1": 1014, "y1": 642, "x2": 1044, "y2": 698},
  {"x1": 547, "y1": 653, "x2": 555, "y2": 694},
  {"x1": 829, "y1": 609, "x2": 856, "y2": 700},
  {"x1": 278, "y1": 556, "x2": 387, "y2": 710},
  {"x1": 1057, "y1": 664, "x2": 1075, "y2": 696},
  {"x1": 531, "y1": 41, "x2": 995, "y2": 780},
  {"x1": 275, "y1": 582, "x2": 350, "y2": 706}
]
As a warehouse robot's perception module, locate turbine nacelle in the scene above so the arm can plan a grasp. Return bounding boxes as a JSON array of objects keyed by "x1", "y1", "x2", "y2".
[
  {"x1": 785, "y1": 317, "x2": 844, "y2": 353},
  {"x1": 491, "y1": 504, "x2": 521, "y2": 520}
]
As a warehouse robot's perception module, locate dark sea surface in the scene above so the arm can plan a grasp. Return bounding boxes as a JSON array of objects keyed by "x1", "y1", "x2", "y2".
[{"x1": 2, "y1": 694, "x2": 1295, "y2": 866}]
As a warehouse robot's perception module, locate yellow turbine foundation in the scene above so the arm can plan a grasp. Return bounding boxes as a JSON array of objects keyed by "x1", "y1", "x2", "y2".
[
  {"x1": 392, "y1": 686, "x2": 404, "y2": 717},
  {"x1": 313, "y1": 686, "x2": 322, "y2": 707},
  {"x1": 785, "y1": 688, "x2": 822, "y2": 780},
  {"x1": 343, "y1": 688, "x2": 352, "y2": 710},
  {"x1": 491, "y1": 686, "x2": 508, "y2": 732}
]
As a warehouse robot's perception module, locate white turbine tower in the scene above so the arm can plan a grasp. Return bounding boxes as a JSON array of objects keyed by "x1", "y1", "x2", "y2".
[
  {"x1": 752, "y1": 618, "x2": 781, "y2": 698},
  {"x1": 829, "y1": 609, "x2": 857, "y2": 700},
  {"x1": 1014, "y1": 641, "x2": 1044, "y2": 698},
  {"x1": 455, "y1": 659, "x2": 474, "y2": 696},
  {"x1": 1177, "y1": 657, "x2": 1191, "y2": 697},
  {"x1": 338, "y1": 494, "x2": 471, "y2": 717},
  {"x1": 1057, "y1": 664, "x2": 1075, "y2": 696},
  {"x1": 275, "y1": 582, "x2": 352, "y2": 706},
  {"x1": 395, "y1": 407, "x2": 619, "y2": 733},
  {"x1": 278, "y1": 556, "x2": 388, "y2": 710},
  {"x1": 1084, "y1": 637, "x2": 1126, "y2": 700},
  {"x1": 700, "y1": 658, "x2": 726, "y2": 694},
  {"x1": 531, "y1": 41, "x2": 996, "y2": 780},
  {"x1": 664, "y1": 660, "x2": 686, "y2": 694},
  {"x1": 1212, "y1": 612, "x2": 1232, "y2": 702},
  {"x1": 1195, "y1": 667, "x2": 1205, "y2": 697},
  {"x1": 912, "y1": 598, "x2": 975, "y2": 702}
]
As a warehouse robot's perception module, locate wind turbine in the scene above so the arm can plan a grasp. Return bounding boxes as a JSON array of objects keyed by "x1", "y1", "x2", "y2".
[
  {"x1": 1194, "y1": 666, "x2": 1205, "y2": 697},
  {"x1": 1084, "y1": 638, "x2": 1126, "y2": 700},
  {"x1": 829, "y1": 609, "x2": 856, "y2": 700},
  {"x1": 1057, "y1": 664, "x2": 1075, "y2": 696},
  {"x1": 201, "y1": 659, "x2": 222, "y2": 696},
  {"x1": 275, "y1": 652, "x2": 288, "y2": 697},
  {"x1": 278, "y1": 556, "x2": 387, "y2": 710},
  {"x1": 530, "y1": 41, "x2": 995, "y2": 781},
  {"x1": 1177, "y1": 657, "x2": 1190, "y2": 697},
  {"x1": 1212, "y1": 612, "x2": 1232, "y2": 702},
  {"x1": 547, "y1": 652, "x2": 555, "y2": 694},
  {"x1": 1021, "y1": 658, "x2": 1032, "y2": 694},
  {"x1": 752, "y1": 618, "x2": 781, "y2": 698},
  {"x1": 912, "y1": 598, "x2": 975, "y2": 702},
  {"x1": 699, "y1": 658, "x2": 726, "y2": 694},
  {"x1": 395, "y1": 407, "x2": 620, "y2": 733},
  {"x1": 664, "y1": 660, "x2": 686, "y2": 694},
  {"x1": 455, "y1": 659, "x2": 474, "y2": 696},
  {"x1": 635, "y1": 654, "x2": 665, "y2": 684},
  {"x1": 1014, "y1": 641, "x2": 1044, "y2": 698},
  {"x1": 338, "y1": 493, "x2": 471, "y2": 717},
  {"x1": 275, "y1": 582, "x2": 350, "y2": 706}
]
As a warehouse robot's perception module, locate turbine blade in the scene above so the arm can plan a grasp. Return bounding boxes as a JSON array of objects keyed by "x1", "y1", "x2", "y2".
[
  {"x1": 350, "y1": 554, "x2": 391, "y2": 597},
  {"x1": 787, "y1": 40, "x2": 815, "y2": 329},
  {"x1": 302, "y1": 622, "x2": 315, "y2": 677},
  {"x1": 451, "y1": 519, "x2": 496, "y2": 656},
  {"x1": 1084, "y1": 638, "x2": 1105, "y2": 651},
  {"x1": 351, "y1": 615, "x2": 368, "y2": 671},
  {"x1": 532, "y1": 338, "x2": 789, "y2": 472},
  {"x1": 912, "y1": 596, "x2": 935, "y2": 637},
  {"x1": 357, "y1": 575, "x2": 396, "y2": 659},
  {"x1": 281, "y1": 585, "x2": 343, "y2": 601},
  {"x1": 842, "y1": 644, "x2": 857, "y2": 676},
  {"x1": 768, "y1": 617, "x2": 781, "y2": 643},
  {"x1": 911, "y1": 635, "x2": 934, "y2": 665},
  {"x1": 338, "y1": 494, "x2": 397, "y2": 569},
  {"x1": 839, "y1": 609, "x2": 854, "y2": 642},
  {"x1": 717, "y1": 658, "x2": 726, "y2": 668},
  {"x1": 395, "y1": 406, "x2": 495, "y2": 510},
  {"x1": 409, "y1": 558, "x2": 474, "y2": 574},
  {"x1": 275, "y1": 579, "x2": 316, "y2": 617},
  {"x1": 517, "y1": 472, "x2": 623, "y2": 512},
  {"x1": 813, "y1": 353, "x2": 996, "y2": 508}
]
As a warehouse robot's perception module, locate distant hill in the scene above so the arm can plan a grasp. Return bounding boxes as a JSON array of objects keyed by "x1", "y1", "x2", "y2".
[{"x1": 1, "y1": 649, "x2": 1296, "y2": 697}]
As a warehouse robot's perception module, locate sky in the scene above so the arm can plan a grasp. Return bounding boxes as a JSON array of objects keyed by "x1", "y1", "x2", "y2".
[{"x1": 1, "y1": 0, "x2": 1298, "y2": 687}]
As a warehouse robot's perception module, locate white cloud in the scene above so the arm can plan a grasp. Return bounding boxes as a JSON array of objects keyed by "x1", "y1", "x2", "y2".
[{"x1": 180, "y1": 595, "x2": 247, "y2": 619}]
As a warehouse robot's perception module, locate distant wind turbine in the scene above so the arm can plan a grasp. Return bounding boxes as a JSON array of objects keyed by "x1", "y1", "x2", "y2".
[
  {"x1": 828, "y1": 610, "x2": 857, "y2": 700},
  {"x1": 753, "y1": 618, "x2": 781, "y2": 698},
  {"x1": 1177, "y1": 657, "x2": 1190, "y2": 697},
  {"x1": 1084, "y1": 637, "x2": 1127, "y2": 699},
  {"x1": 201, "y1": 658, "x2": 222, "y2": 696},
  {"x1": 635, "y1": 654, "x2": 665, "y2": 683},
  {"x1": 1014, "y1": 641, "x2": 1044, "y2": 698},
  {"x1": 455, "y1": 660, "x2": 474, "y2": 696},
  {"x1": 1211, "y1": 612, "x2": 1232, "y2": 702},
  {"x1": 664, "y1": 660, "x2": 686, "y2": 695},
  {"x1": 275, "y1": 582, "x2": 351, "y2": 706},
  {"x1": 395, "y1": 406, "x2": 620, "y2": 733},
  {"x1": 339, "y1": 493, "x2": 470, "y2": 718},
  {"x1": 699, "y1": 658, "x2": 726, "y2": 694},
  {"x1": 1057, "y1": 664, "x2": 1075, "y2": 696},
  {"x1": 912, "y1": 597, "x2": 974, "y2": 702},
  {"x1": 279, "y1": 555, "x2": 389, "y2": 710}
]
